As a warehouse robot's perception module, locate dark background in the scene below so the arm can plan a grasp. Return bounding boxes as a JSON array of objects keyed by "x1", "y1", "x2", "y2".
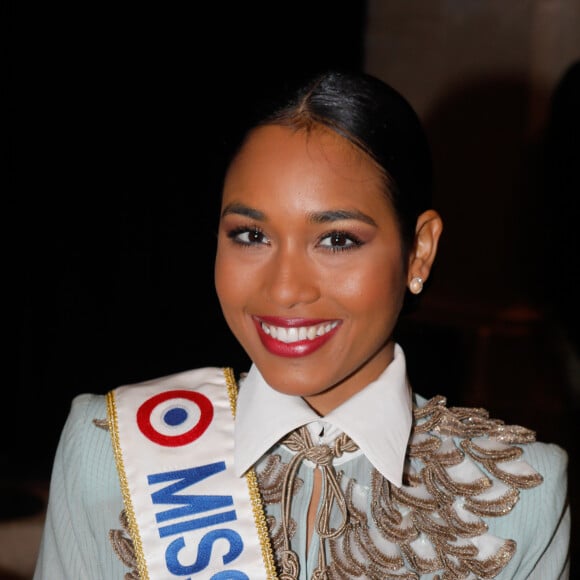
[
  {"x1": 6, "y1": 3, "x2": 580, "y2": 574},
  {"x1": 9, "y1": 3, "x2": 368, "y2": 478}
]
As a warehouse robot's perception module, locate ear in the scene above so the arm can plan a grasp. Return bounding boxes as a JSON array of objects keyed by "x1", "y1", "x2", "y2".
[{"x1": 407, "y1": 209, "x2": 443, "y2": 289}]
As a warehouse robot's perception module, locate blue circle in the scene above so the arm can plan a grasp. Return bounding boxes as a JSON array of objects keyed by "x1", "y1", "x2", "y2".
[{"x1": 163, "y1": 406, "x2": 188, "y2": 427}]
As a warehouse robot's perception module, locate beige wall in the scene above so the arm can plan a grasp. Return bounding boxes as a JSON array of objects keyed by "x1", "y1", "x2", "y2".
[{"x1": 365, "y1": 0, "x2": 580, "y2": 308}]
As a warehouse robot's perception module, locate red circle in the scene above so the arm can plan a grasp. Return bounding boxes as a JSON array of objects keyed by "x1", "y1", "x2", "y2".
[{"x1": 136, "y1": 389, "x2": 214, "y2": 447}]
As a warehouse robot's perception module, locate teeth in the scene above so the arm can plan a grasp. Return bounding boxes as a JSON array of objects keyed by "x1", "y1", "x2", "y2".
[{"x1": 261, "y1": 321, "x2": 339, "y2": 344}]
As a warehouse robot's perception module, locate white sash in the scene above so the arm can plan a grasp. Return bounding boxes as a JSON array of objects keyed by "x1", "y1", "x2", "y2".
[{"x1": 106, "y1": 366, "x2": 277, "y2": 579}]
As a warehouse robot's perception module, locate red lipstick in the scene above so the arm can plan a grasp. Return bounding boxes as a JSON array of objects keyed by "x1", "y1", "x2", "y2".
[{"x1": 253, "y1": 316, "x2": 341, "y2": 358}]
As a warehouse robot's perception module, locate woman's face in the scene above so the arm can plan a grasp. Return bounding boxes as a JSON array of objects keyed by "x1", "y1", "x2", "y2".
[{"x1": 215, "y1": 124, "x2": 408, "y2": 414}]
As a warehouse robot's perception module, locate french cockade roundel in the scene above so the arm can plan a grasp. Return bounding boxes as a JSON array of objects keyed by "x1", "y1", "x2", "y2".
[{"x1": 136, "y1": 389, "x2": 214, "y2": 446}]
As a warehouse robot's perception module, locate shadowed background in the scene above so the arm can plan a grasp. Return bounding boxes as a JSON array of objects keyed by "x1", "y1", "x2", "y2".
[{"x1": 6, "y1": 2, "x2": 580, "y2": 578}]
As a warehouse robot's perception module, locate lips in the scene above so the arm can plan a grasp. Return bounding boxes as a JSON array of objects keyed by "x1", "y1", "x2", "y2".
[{"x1": 253, "y1": 316, "x2": 341, "y2": 357}]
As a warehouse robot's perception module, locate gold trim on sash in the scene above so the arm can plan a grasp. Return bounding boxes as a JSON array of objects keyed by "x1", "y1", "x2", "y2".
[
  {"x1": 107, "y1": 389, "x2": 151, "y2": 580},
  {"x1": 224, "y1": 367, "x2": 278, "y2": 578}
]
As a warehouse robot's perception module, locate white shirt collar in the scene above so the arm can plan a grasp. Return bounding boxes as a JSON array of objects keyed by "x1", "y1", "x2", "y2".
[{"x1": 234, "y1": 344, "x2": 413, "y2": 487}]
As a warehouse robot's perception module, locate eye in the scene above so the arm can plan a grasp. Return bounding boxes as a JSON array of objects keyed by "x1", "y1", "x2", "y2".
[
  {"x1": 318, "y1": 230, "x2": 363, "y2": 251},
  {"x1": 226, "y1": 226, "x2": 270, "y2": 246}
]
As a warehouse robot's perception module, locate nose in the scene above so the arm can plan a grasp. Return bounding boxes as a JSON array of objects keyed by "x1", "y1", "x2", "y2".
[{"x1": 266, "y1": 247, "x2": 321, "y2": 308}]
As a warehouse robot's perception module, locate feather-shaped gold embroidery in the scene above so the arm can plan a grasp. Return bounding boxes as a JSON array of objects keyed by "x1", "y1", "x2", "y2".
[
  {"x1": 259, "y1": 396, "x2": 544, "y2": 579},
  {"x1": 258, "y1": 453, "x2": 304, "y2": 504},
  {"x1": 93, "y1": 417, "x2": 109, "y2": 430},
  {"x1": 108, "y1": 509, "x2": 141, "y2": 580}
]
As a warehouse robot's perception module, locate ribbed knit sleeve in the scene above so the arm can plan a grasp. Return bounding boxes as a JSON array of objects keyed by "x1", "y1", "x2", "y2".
[
  {"x1": 33, "y1": 394, "x2": 127, "y2": 579},
  {"x1": 493, "y1": 441, "x2": 570, "y2": 579}
]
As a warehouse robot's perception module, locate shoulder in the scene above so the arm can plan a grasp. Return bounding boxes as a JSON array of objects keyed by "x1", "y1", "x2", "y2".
[
  {"x1": 59, "y1": 392, "x2": 109, "y2": 445},
  {"x1": 409, "y1": 393, "x2": 570, "y2": 576},
  {"x1": 53, "y1": 393, "x2": 115, "y2": 487},
  {"x1": 55, "y1": 367, "x2": 235, "y2": 469},
  {"x1": 56, "y1": 366, "x2": 230, "y2": 465},
  {"x1": 63, "y1": 366, "x2": 231, "y2": 422},
  {"x1": 521, "y1": 438, "x2": 568, "y2": 474},
  {"x1": 411, "y1": 392, "x2": 568, "y2": 478}
]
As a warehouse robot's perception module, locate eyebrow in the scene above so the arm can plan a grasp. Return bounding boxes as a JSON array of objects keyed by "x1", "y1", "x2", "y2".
[
  {"x1": 221, "y1": 203, "x2": 377, "y2": 227},
  {"x1": 221, "y1": 202, "x2": 265, "y2": 220},
  {"x1": 308, "y1": 209, "x2": 377, "y2": 227}
]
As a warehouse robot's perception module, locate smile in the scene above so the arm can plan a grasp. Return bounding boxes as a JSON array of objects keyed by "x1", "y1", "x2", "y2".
[
  {"x1": 260, "y1": 321, "x2": 340, "y2": 343},
  {"x1": 253, "y1": 317, "x2": 342, "y2": 358}
]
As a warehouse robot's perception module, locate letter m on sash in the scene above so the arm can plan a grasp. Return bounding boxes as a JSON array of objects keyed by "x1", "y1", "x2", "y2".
[{"x1": 148, "y1": 462, "x2": 237, "y2": 538}]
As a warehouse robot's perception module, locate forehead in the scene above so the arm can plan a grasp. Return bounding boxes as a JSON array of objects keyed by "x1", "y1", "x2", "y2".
[{"x1": 223, "y1": 124, "x2": 390, "y2": 210}]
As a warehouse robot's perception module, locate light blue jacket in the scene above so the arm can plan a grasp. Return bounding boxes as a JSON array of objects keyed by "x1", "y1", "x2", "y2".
[{"x1": 34, "y1": 385, "x2": 570, "y2": 579}]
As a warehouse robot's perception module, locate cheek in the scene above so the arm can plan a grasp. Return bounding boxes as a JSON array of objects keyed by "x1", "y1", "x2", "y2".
[
  {"x1": 333, "y1": 257, "x2": 405, "y2": 317},
  {"x1": 214, "y1": 249, "x2": 236, "y2": 309},
  {"x1": 215, "y1": 249, "x2": 256, "y2": 310}
]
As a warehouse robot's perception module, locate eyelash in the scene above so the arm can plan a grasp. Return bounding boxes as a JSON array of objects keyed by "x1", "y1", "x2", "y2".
[
  {"x1": 225, "y1": 225, "x2": 364, "y2": 252},
  {"x1": 226, "y1": 226, "x2": 268, "y2": 246}
]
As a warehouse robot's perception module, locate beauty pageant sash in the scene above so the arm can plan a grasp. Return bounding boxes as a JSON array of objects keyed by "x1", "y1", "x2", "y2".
[{"x1": 106, "y1": 366, "x2": 277, "y2": 580}]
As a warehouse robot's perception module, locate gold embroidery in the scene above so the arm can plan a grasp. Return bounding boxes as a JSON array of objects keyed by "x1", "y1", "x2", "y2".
[
  {"x1": 108, "y1": 510, "x2": 140, "y2": 580},
  {"x1": 93, "y1": 418, "x2": 109, "y2": 430},
  {"x1": 277, "y1": 427, "x2": 359, "y2": 578},
  {"x1": 259, "y1": 396, "x2": 544, "y2": 579},
  {"x1": 330, "y1": 478, "x2": 411, "y2": 579},
  {"x1": 258, "y1": 454, "x2": 304, "y2": 504}
]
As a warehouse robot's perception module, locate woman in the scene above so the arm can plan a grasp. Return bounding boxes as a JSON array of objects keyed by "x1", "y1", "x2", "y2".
[{"x1": 34, "y1": 70, "x2": 570, "y2": 579}]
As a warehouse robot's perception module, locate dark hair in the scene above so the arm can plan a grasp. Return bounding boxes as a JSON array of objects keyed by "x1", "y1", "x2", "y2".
[{"x1": 230, "y1": 70, "x2": 433, "y2": 257}]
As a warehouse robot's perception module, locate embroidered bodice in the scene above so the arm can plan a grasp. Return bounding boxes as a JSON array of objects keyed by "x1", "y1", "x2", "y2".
[{"x1": 255, "y1": 395, "x2": 543, "y2": 580}]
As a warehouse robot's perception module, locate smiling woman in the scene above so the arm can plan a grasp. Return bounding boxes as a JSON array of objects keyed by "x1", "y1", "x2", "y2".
[
  {"x1": 215, "y1": 124, "x2": 440, "y2": 414},
  {"x1": 33, "y1": 70, "x2": 570, "y2": 579}
]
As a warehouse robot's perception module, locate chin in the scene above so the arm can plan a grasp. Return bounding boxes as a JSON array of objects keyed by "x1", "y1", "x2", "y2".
[{"x1": 259, "y1": 365, "x2": 319, "y2": 395}]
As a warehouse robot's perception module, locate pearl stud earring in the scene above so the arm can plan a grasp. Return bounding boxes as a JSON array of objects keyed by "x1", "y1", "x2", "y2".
[{"x1": 409, "y1": 276, "x2": 424, "y2": 295}]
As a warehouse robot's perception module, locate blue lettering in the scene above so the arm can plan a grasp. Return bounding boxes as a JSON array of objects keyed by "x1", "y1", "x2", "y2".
[
  {"x1": 147, "y1": 462, "x2": 251, "y2": 577},
  {"x1": 148, "y1": 462, "x2": 226, "y2": 491},
  {"x1": 166, "y1": 529, "x2": 244, "y2": 575},
  {"x1": 148, "y1": 463, "x2": 234, "y2": 526},
  {"x1": 159, "y1": 509, "x2": 237, "y2": 538}
]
